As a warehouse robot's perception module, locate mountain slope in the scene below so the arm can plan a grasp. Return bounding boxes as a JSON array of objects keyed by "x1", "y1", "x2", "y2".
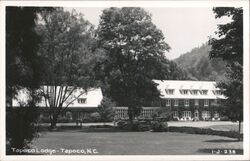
[{"x1": 174, "y1": 44, "x2": 226, "y2": 81}]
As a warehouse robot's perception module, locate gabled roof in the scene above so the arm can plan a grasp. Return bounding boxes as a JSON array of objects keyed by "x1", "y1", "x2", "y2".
[
  {"x1": 12, "y1": 87, "x2": 103, "y2": 108},
  {"x1": 153, "y1": 80, "x2": 226, "y2": 99}
]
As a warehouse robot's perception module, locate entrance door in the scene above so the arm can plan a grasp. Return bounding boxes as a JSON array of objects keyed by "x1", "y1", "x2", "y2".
[
  {"x1": 194, "y1": 110, "x2": 199, "y2": 120},
  {"x1": 182, "y1": 111, "x2": 191, "y2": 120}
]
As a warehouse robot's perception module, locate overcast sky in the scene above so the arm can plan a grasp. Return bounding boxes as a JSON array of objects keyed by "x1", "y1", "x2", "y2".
[{"x1": 65, "y1": 7, "x2": 231, "y2": 60}]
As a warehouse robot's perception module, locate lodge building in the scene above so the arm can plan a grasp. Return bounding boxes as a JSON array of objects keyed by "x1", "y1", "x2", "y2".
[
  {"x1": 12, "y1": 87, "x2": 103, "y2": 122},
  {"x1": 12, "y1": 80, "x2": 226, "y2": 122},
  {"x1": 114, "y1": 80, "x2": 226, "y2": 121}
]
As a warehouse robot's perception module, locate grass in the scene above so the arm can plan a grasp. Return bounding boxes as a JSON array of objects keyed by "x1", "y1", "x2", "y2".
[
  {"x1": 207, "y1": 124, "x2": 243, "y2": 133},
  {"x1": 30, "y1": 128, "x2": 243, "y2": 155}
]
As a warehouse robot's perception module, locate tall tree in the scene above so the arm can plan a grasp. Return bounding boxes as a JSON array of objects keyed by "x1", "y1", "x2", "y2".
[
  {"x1": 97, "y1": 97, "x2": 116, "y2": 122},
  {"x1": 6, "y1": 7, "x2": 54, "y2": 154},
  {"x1": 209, "y1": 7, "x2": 243, "y2": 140},
  {"x1": 36, "y1": 8, "x2": 100, "y2": 129},
  {"x1": 97, "y1": 7, "x2": 170, "y2": 125}
]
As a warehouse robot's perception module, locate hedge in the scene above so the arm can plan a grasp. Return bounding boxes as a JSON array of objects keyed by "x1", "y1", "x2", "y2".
[{"x1": 169, "y1": 126, "x2": 243, "y2": 139}]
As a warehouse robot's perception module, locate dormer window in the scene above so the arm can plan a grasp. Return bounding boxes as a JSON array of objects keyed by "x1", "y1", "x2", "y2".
[
  {"x1": 78, "y1": 98, "x2": 86, "y2": 104},
  {"x1": 192, "y1": 90, "x2": 198, "y2": 95},
  {"x1": 200, "y1": 90, "x2": 208, "y2": 95},
  {"x1": 214, "y1": 90, "x2": 222, "y2": 95},
  {"x1": 180, "y1": 90, "x2": 188, "y2": 95},
  {"x1": 165, "y1": 89, "x2": 174, "y2": 95}
]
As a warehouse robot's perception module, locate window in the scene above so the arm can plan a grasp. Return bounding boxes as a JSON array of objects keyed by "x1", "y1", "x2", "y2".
[
  {"x1": 200, "y1": 90, "x2": 208, "y2": 95},
  {"x1": 204, "y1": 99, "x2": 209, "y2": 106},
  {"x1": 182, "y1": 111, "x2": 191, "y2": 118},
  {"x1": 78, "y1": 98, "x2": 86, "y2": 104},
  {"x1": 192, "y1": 90, "x2": 198, "y2": 95},
  {"x1": 165, "y1": 89, "x2": 174, "y2": 95},
  {"x1": 166, "y1": 99, "x2": 171, "y2": 106},
  {"x1": 195, "y1": 99, "x2": 199, "y2": 106},
  {"x1": 202, "y1": 111, "x2": 210, "y2": 119},
  {"x1": 174, "y1": 99, "x2": 179, "y2": 106},
  {"x1": 216, "y1": 90, "x2": 222, "y2": 95},
  {"x1": 184, "y1": 99, "x2": 189, "y2": 107},
  {"x1": 180, "y1": 90, "x2": 188, "y2": 95},
  {"x1": 173, "y1": 111, "x2": 178, "y2": 118}
]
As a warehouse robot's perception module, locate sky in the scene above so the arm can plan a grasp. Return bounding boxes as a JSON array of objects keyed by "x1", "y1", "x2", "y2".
[{"x1": 65, "y1": 7, "x2": 231, "y2": 60}]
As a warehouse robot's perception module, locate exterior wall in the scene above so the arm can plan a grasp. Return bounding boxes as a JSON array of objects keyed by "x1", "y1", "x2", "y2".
[
  {"x1": 161, "y1": 98, "x2": 222, "y2": 121},
  {"x1": 38, "y1": 107, "x2": 98, "y2": 122},
  {"x1": 113, "y1": 98, "x2": 222, "y2": 121}
]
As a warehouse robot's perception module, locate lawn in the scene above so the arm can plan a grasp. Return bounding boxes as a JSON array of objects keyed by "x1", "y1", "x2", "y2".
[
  {"x1": 207, "y1": 124, "x2": 243, "y2": 133},
  {"x1": 30, "y1": 128, "x2": 243, "y2": 155}
]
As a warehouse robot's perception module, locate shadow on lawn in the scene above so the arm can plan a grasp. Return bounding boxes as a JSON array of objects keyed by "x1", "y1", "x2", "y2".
[
  {"x1": 77, "y1": 127, "x2": 139, "y2": 133},
  {"x1": 198, "y1": 148, "x2": 243, "y2": 155},
  {"x1": 40, "y1": 126, "x2": 134, "y2": 133},
  {"x1": 204, "y1": 139, "x2": 242, "y2": 143}
]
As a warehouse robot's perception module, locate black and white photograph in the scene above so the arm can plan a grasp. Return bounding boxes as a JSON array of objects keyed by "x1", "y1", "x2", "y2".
[{"x1": 0, "y1": 0, "x2": 249, "y2": 161}]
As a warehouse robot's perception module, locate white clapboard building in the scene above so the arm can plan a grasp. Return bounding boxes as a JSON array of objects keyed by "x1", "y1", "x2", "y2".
[{"x1": 12, "y1": 87, "x2": 103, "y2": 121}]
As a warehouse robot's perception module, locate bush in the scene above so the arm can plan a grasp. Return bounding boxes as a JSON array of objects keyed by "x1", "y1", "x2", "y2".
[
  {"x1": 137, "y1": 124, "x2": 151, "y2": 131},
  {"x1": 151, "y1": 121, "x2": 168, "y2": 132},
  {"x1": 40, "y1": 117, "x2": 50, "y2": 123},
  {"x1": 57, "y1": 116, "x2": 70, "y2": 123},
  {"x1": 168, "y1": 126, "x2": 243, "y2": 139},
  {"x1": 82, "y1": 112, "x2": 101, "y2": 123},
  {"x1": 172, "y1": 118, "x2": 179, "y2": 121},
  {"x1": 90, "y1": 112, "x2": 101, "y2": 122},
  {"x1": 116, "y1": 120, "x2": 151, "y2": 131},
  {"x1": 116, "y1": 120, "x2": 128, "y2": 128},
  {"x1": 220, "y1": 116, "x2": 229, "y2": 121}
]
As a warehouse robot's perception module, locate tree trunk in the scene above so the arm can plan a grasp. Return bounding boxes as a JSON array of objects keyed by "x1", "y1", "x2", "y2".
[
  {"x1": 50, "y1": 114, "x2": 58, "y2": 130},
  {"x1": 128, "y1": 106, "x2": 134, "y2": 129},
  {"x1": 238, "y1": 121, "x2": 241, "y2": 141}
]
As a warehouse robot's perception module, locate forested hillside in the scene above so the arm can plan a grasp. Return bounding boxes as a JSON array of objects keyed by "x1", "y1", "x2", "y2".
[{"x1": 174, "y1": 44, "x2": 226, "y2": 81}]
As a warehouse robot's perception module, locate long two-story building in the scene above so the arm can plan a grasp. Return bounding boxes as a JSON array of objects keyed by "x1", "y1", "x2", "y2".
[
  {"x1": 12, "y1": 80, "x2": 226, "y2": 122},
  {"x1": 114, "y1": 80, "x2": 226, "y2": 121}
]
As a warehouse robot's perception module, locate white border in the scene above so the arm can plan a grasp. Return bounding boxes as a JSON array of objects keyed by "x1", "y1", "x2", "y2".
[{"x1": 0, "y1": 0, "x2": 249, "y2": 161}]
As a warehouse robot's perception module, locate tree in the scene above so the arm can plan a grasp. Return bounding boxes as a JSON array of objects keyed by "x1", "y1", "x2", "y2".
[
  {"x1": 209, "y1": 7, "x2": 243, "y2": 140},
  {"x1": 36, "y1": 8, "x2": 100, "y2": 129},
  {"x1": 97, "y1": 7, "x2": 170, "y2": 125},
  {"x1": 97, "y1": 97, "x2": 116, "y2": 122},
  {"x1": 6, "y1": 7, "x2": 54, "y2": 154}
]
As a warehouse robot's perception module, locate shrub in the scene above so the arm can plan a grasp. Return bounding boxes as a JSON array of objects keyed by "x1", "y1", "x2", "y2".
[
  {"x1": 151, "y1": 121, "x2": 168, "y2": 132},
  {"x1": 40, "y1": 117, "x2": 50, "y2": 123},
  {"x1": 220, "y1": 116, "x2": 229, "y2": 121},
  {"x1": 137, "y1": 124, "x2": 151, "y2": 131},
  {"x1": 116, "y1": 120, "x2": 151, "y2": 131},
  {"x1": 168, "y1": 126, "x2": 243, "y2": 139},
  {"x1": 57, "y1": 116, "x2": 70, "y2": 123},
  {"x1": 90, "y1": 112, "x2": 101, "y2": 122},
  {"x1": 172, "y1": 118, "x2": 179, "y2": 121},
  {"x1": 116, "y1": 120, "x2": 128, "y2": 128},
  {"x1": 82, "y1": 112, "x2": 101, "y2": 123}
]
